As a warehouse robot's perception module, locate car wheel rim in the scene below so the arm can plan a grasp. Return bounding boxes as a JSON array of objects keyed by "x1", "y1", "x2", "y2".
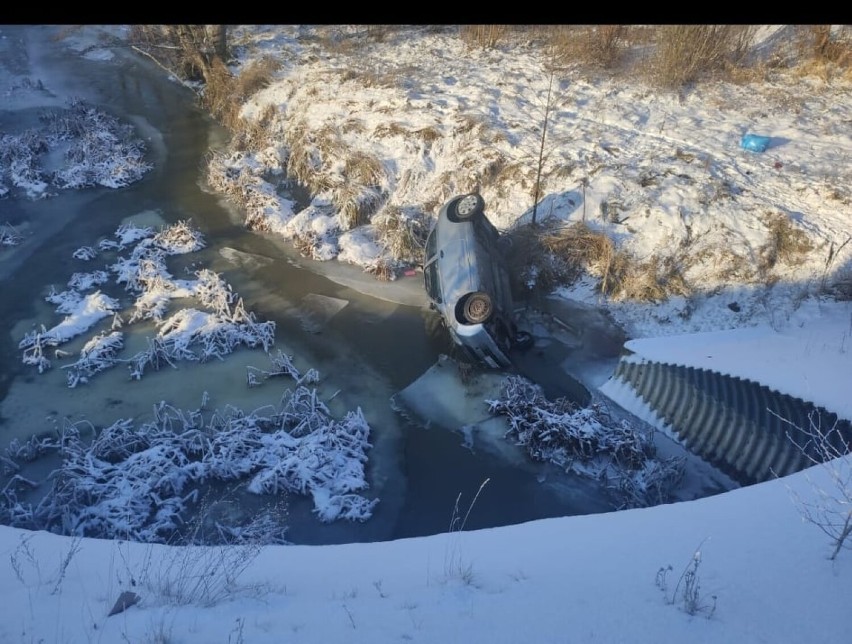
[
  {"x1": 466, "y1": 297, "x2": 491, "y2": 321},
  {"x1": 457, "y1": 195, "x2": 478, "y2": 217}
]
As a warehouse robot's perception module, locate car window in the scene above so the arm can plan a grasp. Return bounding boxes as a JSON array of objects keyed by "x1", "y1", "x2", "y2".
[
  {"x1": 424, "y1": 259, "x2": 441, "y2": 303},
  {"x1": 425, "y1": 229, "x2": 437, "y2": 262}
]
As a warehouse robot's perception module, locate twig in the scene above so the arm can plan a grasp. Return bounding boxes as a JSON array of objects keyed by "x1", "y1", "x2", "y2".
[{"x1": 129, "y1": 45, "x2": 196, "y2": 90}]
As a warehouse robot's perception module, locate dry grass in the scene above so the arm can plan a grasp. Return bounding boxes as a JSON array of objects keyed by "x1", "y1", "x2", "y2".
[
  {"x1": 320, "y1": 151, "x2": 388, "y2": 229},
  {"x1": 201, "y1": 58, "x2": 240, "y2": 128},
  {"x1": 200, "y1": 55, "x2": 280, "y2": 140},
  {"x1": 284, "y1": 120, "x2": 319, "y2": 186},
  {"x1": 230, "y1": 104, "x2": 278, "y2": 152},
  {"x1": 455, "y1": 113, "x2": 490, "y2": 136},
  {"x1": 234, "y1": 56, "x2": 281, "y2": 99},
  {"x1": 797, "y1": 26, "x2": 852, "y2": 64},
  {"x1": 539, "y1": 221, "x2": 633, "y2": 297},
  {"x1": 51, "y1": 25, "x2": 85, "y2": 42},
  {"x1": 313, "y1": 26, "x2": 375, "y2": 56},
  {"x1": 479, "y1": 155, "x2": 511, "y2": 193},
  {"x1": 345, "y1": 152, "x2": 387, "y2": 187},
  {"x1": 341, "y1": 118, "x2": 367, "y2": 135},
  {"x1": 826, "y1": 266, "x2": 852, "y2": 300},
  {"x1": 422, "y1": 195, "x2": 444, "y2": 219},
  {"x1": 339, "y1": 67, "x2": 406, "y2": 90},
  {"x1": 650, "y1": 25, "x2": 756, "y2": 88},
  {"x1": 285, "y1": 121, "x2": 364, "y2": 211},
  {"x1": 705, "y1": 246, "x2": 757, "y2": 284},
  {"x1": 541, "y1": 221, "x2": 614, "y2": 266},
  {"x1": 757, "y1": 211, "x2": 815, "y2": 274},
  {"x1": 460, "y1": 25, "x2": 511, "y2": 49},
  {"x1": 506, "y1": 220, "x2": 692, "y2": 302},
  {"x1": 315, "y1": 124, "x2": 350, "y2": 162},
  {"x1": 342, "y1": 187, "x2": 385, "y2": 230},
  {"x1": 793, "y1": 25, "x2": 852, "y2": 81},
  {"x1": 364, "y1": 258, "x2": 396, "y2": 281},
  {"x1": 365, "y1": 25, "x2": 396, "y2": 43},
  {"x1": 292, "y1": 232, "x2": 318, "y2": 258},
  {"x1": 372, "y1": 206, "x2": 429, "y2": 264},
  {"x1": 619, "y1": 255, "x2": 691, "y2": 302},
  {"x1": 373, "y1": 122, "x2": 410, "y2": 139},
  {"x1": 503, "y1": 222, "x2": 582, "y2": 294},
  {"x1": 414, "y1": 126, "x2": 442, "y2": 144},
  {"x1": 541, "y1": 25, "x2": 629, "y2": 71}
]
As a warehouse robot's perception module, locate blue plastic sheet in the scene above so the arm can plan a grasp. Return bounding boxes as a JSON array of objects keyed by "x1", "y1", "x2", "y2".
[{"x1": 741, "y1": 133, "x2": 771, "y2": 153}]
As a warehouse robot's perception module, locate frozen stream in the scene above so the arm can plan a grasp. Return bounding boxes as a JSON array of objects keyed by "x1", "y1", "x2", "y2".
[{"x1": 0, "y1": 26, "x2": 634, "y2": 545}]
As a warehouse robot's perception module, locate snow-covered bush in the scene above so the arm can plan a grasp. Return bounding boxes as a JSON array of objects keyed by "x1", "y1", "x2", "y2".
[
  {"x1": 487, "y1": 374, "x2": 685, "y2": 508},
  {"x1": 0, "y1": 384, "x2": 377, "y2": 543},
  {"x1": 20, "y1": 219, "x2": 275, "y2": 385},
  {"x1": 0, "y1": 99, "x2": 151, "y2": 199}
]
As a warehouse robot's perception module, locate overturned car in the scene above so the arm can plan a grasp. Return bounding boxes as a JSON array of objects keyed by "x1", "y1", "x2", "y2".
[{"x1": 423, "y1": 193, "x2": 532, "y2": 369}]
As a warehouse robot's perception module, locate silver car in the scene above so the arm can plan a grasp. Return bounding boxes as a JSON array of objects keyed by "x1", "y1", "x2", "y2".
[{"x1": 423, "y1": 193, "x2": 531, "y2": 369}]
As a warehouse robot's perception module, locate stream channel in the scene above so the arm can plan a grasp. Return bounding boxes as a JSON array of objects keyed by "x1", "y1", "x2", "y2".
[{"x1": 0, "y1": 26, "x2": 633, "y2": 545}]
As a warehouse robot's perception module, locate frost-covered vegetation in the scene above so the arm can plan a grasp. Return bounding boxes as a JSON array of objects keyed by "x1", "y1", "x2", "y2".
[
  {"x1": 18, "y1": 220, "x2": 275, "y2": 385},
  {"x1": 0, "y1": 222, "x2": 22, "y2": 246},
  {"x1": 488, "y1": 375, "x2": 685, "y2": 509},
  {"x1": 4, "y1": 218, "x2": 378, "y2": 542},
  {"x1": 0, "y1": 98, "x2": 151, "y2": 199},
  {"x1": 0, "y1": 384, "x2": 376, "y2": 543}
]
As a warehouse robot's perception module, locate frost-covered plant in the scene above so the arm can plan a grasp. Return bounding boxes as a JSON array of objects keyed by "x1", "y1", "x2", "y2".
[
  {"x1": 152, "y1": 219, "x2": 206, "y2": 255},
  {"x1": 72, "y1": 245, "x2": 97, "y2": 260},
  {"x1": 18, "y1": 326, "x2": 55, "y2": 373},
  {"x1": 21, "y1": 290, "x2": 119, "y2": 349},
  {"x1": 246, "y1": 349, "x2": 320, "y2": 388},
  {"x1": 783, "y1": 411, "x2": 852, "y2": 560},
  {"x1": 62, "y1": 331, "x2": 125, "y2": 387},
  {"x1": 133, "y1": 539, "x2": 264, "y2": 607},
  {"x1": 1, "y1": 386, "x2": 377, "y2": 542},
  {"x1": 1, "y1": 222, "x2": 23, "y2": 247},
  {"x1": 111, "y1": 244, "x2": 171, "y2": 293},
  {"x1": 23, "y1": 219, "x2": 275, "y2": 385},
  {"x1": 0, "y1": 129, "x2": 50, "y2": 197},
  {"x1": 127, "y1": 300, "x2": 276, "y2": 379},
  {"x1": 0, "y1": 99, "x2": 151, "y2": 199},
  {"x1": 487, "y1": 374, "x2": 685, "y2": 508},
  {"x1": 44, "y1": 287, "x2": 83, "y2": 314},
  {"x1": 206, "y1": 149, "x2": 294, "y2": 233},
  {"x1": 45, "y1": 98, "x2": 152, "y2": 190},
  {"x1": 68, "y1": 270, "x2": 110, "y2": 291},
  {"x1": 656, "y1": 540, "x2": 717, "y2": 618}
]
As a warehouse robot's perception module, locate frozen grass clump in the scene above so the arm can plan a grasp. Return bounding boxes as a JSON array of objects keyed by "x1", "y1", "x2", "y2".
[
  {"x1": 0, "y1": 385, "x2": 377, "y2": 542},
  {"x1": 488, "y1": 374, "x2": 685, "y2": 508}
]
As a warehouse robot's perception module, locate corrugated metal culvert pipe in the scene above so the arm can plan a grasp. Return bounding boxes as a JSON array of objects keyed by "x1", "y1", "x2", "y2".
[{"x1": 609, "y1": 357, "x2": 852, "y2": 485}]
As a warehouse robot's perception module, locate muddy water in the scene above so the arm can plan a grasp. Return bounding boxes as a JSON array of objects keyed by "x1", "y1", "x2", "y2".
[{"x1": 0, "y1": 26, "x2": 615, "y2": 545}]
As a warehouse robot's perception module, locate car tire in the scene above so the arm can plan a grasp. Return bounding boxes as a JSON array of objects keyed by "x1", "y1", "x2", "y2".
[
  {"x1": 459, "y1": 291, "x2": 493, "y2": 324},
  {"x1": 448, "y1": 193, "x2": 485, "y2": 222}
]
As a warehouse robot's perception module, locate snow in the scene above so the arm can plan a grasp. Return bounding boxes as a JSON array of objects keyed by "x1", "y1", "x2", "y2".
[
  {"x1": 1, "y1": 24, "x2": 851, "y2": 643},
  {"x1": 618, "y1": 301, "x2": 852, "y2": 421}
]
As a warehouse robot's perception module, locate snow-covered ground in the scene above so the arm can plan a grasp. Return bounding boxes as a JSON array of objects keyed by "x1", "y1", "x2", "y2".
[{"x1": 0, "y1": 25, "x2": 851, "y2": 643}]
